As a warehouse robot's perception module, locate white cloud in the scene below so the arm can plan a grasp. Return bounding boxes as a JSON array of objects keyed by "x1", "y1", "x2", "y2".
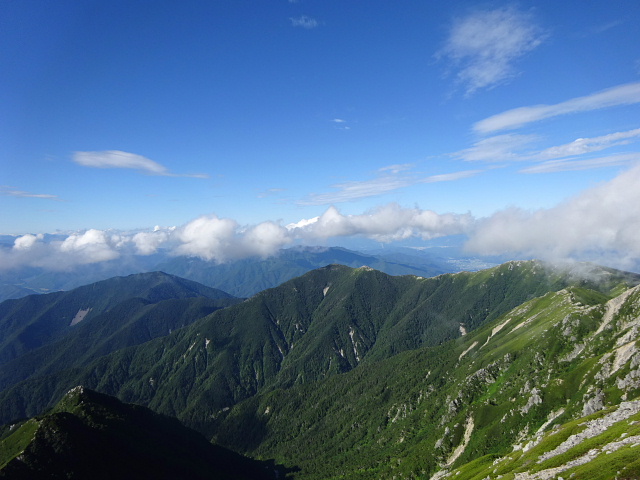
[
  {"x1": 474, "y1": 82, "x2": 640, "y2": 134},
  {"x1": 533, "y1": 128, "x2": 640, "y2": 161},
  {"x1": 290, "y1": 15, "x2": 319, "y2": 29},
  {"x1": 172, "y1": 215, "x2": 292, "y2": 262},
  {"x1": 73, "y1": 150, "x2": 209, "y2": 178},
  {"x1": 173, "y1": 215, "x2": 239, "y2": 262},
  {"x1": 1, "y1": 186, "x2": 59, "y2": 200},
  {"x1": 0, "y1": 202, "x2": 478, "y2": 270},
  {"x1": 453, "y1": 128, "x2": 640, "y2": 172},
  {"x1": 290, "y1": 204, "x2": 474, "y2": 242},
  {"x1": 520, "y1": 152, "x2": 640, "y2": 174},
  {"x1": 302, "y1": 174, "x2": 416, "y2": 205},
  {"x1": 424, "y1": 170, "x2": 482, "y2": 182},
  {"x1": 240, "y1": 221, "x2": 292, "y2": 258},
  {"x1": 131, "y1": 230, "x2": 170, "y2": 255},
  {"x1": 453, "y1": 134, "x2": 538, "y2": 162},
  {"x1": 301, "y1": 165, "x2": 481, "y2": 205},
  {"x1": 465, "y1": 163, "x2": 640, "y2": 268},
  {"x1": 331, "y1": 118, "x2": 351, "y2": 130},
  {"x1": 13, "y1": 234, "x2": 43, "y2": 250},
  {"x1": 438, "y1": 6, "x2": 545, "y2": 95},
  {"x1": 0, "y1": 229, "x2": 122, "y2": 271},
  {"x1": 59, "y1": 229, "x2": 121, "y2": 263}
]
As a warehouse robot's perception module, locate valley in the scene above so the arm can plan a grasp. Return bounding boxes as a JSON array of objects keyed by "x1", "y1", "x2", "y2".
[{"x1": 1, "y1": 259, "x2": 640, "y2": 479}]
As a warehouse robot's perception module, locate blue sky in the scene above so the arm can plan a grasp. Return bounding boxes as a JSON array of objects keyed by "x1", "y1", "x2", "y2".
[{"x1": 2, "y1": 0, "x2": 640, "y2": 268}]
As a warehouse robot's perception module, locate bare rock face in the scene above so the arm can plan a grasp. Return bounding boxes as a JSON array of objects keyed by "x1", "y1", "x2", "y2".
[{"x1": 582, "y1": 389, "x2": 605, "y2": 417}]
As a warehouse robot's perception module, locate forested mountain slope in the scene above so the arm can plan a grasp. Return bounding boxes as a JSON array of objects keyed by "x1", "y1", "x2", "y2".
[
  {"x1": 0, "y1": 387, "x2": 276, "y2": 479},
  {"x1": 1, "y1": 261, "x2": 636, "y2": 434},
  {"x1": 0, "y1": 246, "x2": 452, "y2": 302},
  {"x1": 209, "y1": 273, "x2": 640, "y2": 479},
  {"x1": 0, "y1": 272, "x2": 239, "y2": 397}
]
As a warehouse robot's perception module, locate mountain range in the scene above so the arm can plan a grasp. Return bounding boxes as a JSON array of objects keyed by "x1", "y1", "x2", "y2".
[
  {"x1": 0, "y1": 244, "x2": 498, "y2": 302},
  {"x1": 1, "y1": 259, "x2": 640, "y2": 478}
]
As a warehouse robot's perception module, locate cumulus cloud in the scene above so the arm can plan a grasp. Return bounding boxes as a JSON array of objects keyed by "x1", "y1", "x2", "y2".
[
  {"x1": 291, "y1": 204, "x2": 474, "y2": 242},
  {"x1": 465, "y1": 162, "x2": 640, "y2": 268},
  {"x1": 73, "y1": 150, "x2": 208, "y2": 178},
  {"x1": 0, "y1": 230, "x2": 122, "y2": 271},
  {"x1": 131, "y1": 230, "x2": 171, "y2": 255},
  {"x1": 437, "y1": 6, "x2": 545, "y2": 95},
  {"x1": 59, "y1": 229, "x2": 121, "y2": 263},
  {"x1": 474, "y1": 82, "x2": 640, "y2": 134},
  {"x1": 4, "y1": 165, "x2": 640, "y2": 271},
  {"x1": 172, "y1": 215, "x2": 292, "y2": 262}
]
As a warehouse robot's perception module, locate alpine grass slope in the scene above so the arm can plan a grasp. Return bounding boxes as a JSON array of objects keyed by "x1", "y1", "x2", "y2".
[
  {"x1": 1, "y1": 260, "x2": 640, "y2": 479},
  {"x1": 211, "y1": 262, "x2": 640, "y2": 479}
]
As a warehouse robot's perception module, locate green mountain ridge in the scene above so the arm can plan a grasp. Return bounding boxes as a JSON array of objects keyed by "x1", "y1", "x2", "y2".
[
  {"x1": 208, "y1": 275, "x2": 640, "y2": 478},
  {"x1": 0, "y1": 386, "x2": 276, "y2": 479},
  {"x1": 0, "y1": 246, "x2": 453, "y2": 302},
  {"x1": 1, "y1": 260, "x2": 640, "y2": 479},
  {"x1": 0, "y1": 272, "x2": 240, "y2": 396}
]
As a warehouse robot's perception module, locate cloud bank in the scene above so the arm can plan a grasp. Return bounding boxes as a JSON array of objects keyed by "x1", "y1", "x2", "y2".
[
  {"x1": 465, "y1": 162, "x2": 640, "y2": 268},
  {"x1": 0, "y1": 204, "x2": 473, "y2": 270},
  {"x1": 3, "y1": 164, "x2": 639, "y2": 271},
  {"x1": 438, "y1": 6, "x2": 545, "y2": 95}
]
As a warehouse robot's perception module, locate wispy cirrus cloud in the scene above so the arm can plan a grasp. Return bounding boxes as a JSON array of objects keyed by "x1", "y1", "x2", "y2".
[
  {"x1": 474, "y1": 82, "x2": 640, "y2": 134},
  {"x1": 1, "y1": 186, "x2": 60, "y2": 200},
  {"x1": 332, "y1": 118, "x2": 351, "y2": 130},
  {"x1": 289, "y1": 15, "x2": 319, "y2": 29},
  {"x1": 532, "y1": 128, "x2": 640, "y2": 161},
  {"x1": 453, "y1": 134, "x2": 539, "y2": 162},
  {"x1": 73, "y1": 150, "x2": 209, "y2": 178},
  {"x1": 300, "y1": 165, "x2": 481, "y2": 205},
  {"x1": 454, "y1": 128, "x2": 640, "y2": 165},
  {"x1": 437, "y1": 6, "x2": 545, "y2": 95},
  {"x1": 519, "y1": 152, "x2": 640, "y2": 174}
]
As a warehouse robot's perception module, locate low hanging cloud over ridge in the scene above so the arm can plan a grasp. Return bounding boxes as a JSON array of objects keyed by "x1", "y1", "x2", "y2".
[
  {"x1": 0, "y1": 205, "x2": 474, "y2": 270},
  {"x1": 2, "y1": 164, "x2": 640, "y2": 271},
  {"x1": 465, "y1": 162, "x2": 640, "y2": 268}
]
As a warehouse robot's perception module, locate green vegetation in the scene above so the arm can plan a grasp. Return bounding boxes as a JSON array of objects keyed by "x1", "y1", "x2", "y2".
[
  {"x1": 0, "y1": 387, "x2": 276, "y2": 479},
  {"x1": 2, "y1": 260, "x2": 640, "y2": 478},
  {"x1": 0, "y1": 271, "x2": 242, "y2": 426}
]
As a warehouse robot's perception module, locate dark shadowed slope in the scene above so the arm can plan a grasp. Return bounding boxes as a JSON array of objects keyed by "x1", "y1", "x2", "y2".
[{"x1": 0, "y1": 386, "x2": 278, "y2": 479}]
